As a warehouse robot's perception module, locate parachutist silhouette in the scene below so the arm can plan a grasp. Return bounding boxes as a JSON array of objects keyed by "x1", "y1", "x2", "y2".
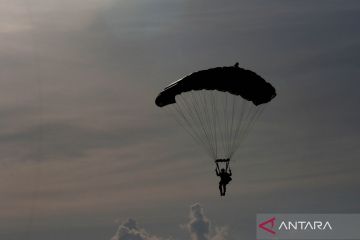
[
  {"x1": 155, "y1": 64, "x2": 276, "y2": 197},
  {"x1": 215, "y1": 165, "x2": 232, "y2": 196}
]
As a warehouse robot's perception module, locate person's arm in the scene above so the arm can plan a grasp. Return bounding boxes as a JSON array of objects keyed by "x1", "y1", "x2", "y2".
[
  {"x1": 229, "y1": 169, "x2": 232, "y2": 176},
  {"x1": 215, "y1": 168, "x2": 220, "y2": 176}
]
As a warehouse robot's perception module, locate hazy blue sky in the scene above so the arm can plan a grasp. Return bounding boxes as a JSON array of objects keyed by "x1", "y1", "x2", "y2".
[{"x1": 0, "y1": 1, "x2": 359, "y2": 239}]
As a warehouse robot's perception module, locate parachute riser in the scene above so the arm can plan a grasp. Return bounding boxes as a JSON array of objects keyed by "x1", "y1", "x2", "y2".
[{"x1": 215, "y1": 159, "x2": 230, "y2": 172}]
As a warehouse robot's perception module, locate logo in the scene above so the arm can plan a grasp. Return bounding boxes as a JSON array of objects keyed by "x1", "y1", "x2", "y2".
[
  {"x1": 279, "y1": 220, "x2": 332, "y2": 231},
  {"x1": 256, "y1": 214, "x2": 360, "y2": 239},
  {"x1": 258, "y1": 217, "x2": 276, "y2": 235}
]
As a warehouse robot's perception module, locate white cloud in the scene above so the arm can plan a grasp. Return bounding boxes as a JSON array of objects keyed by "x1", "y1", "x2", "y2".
[
  {"x1": 211, "y1": 227, "x2": 228, "y2": 240},
  {"x1": 111, "y1": 203, "x2": 228, "y2": 240},
  {"x1": 187, "y1": 203, "x2": 210, "y2": 240},
  {"x1": 186, "y1": 203, "x2": 228, "y2": 240},
  {"x1": 111, "y1": 218, "x2": 169, "y2": 240}
]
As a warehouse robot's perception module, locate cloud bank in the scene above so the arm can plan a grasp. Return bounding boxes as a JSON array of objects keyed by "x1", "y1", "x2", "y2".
[{"x1": 111, "y1": 203, "x2": 228, "y2": 240}]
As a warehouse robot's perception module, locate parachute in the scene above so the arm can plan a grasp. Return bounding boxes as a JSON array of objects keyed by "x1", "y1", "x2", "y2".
[{"x1": 155, "y1": 64, "x2": 276, "y2": 166}]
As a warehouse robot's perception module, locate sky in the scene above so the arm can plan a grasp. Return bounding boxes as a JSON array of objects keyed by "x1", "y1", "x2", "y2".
[{"x1": 0, "y1": 0, "x2": 360, "y2": 239}]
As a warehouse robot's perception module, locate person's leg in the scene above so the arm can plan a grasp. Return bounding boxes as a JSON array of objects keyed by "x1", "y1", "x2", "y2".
[
  {"x1": 220, "y1": 183, "x2": 225, "y2": 196},
  {"x1": 223, "y1": 184, "x2": 227, "y2": 195},
  {"x1": 219, "y1": 183, "x2": 222, "y2": 196}
]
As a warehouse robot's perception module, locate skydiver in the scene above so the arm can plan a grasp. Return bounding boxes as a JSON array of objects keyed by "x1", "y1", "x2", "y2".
[{"x1": 215, "y1": 167, "x2": 232, "y2": 196}]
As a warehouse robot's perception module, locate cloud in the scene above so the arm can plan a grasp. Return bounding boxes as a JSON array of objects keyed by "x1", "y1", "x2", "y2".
[
  {"x1": 210, "y1": 227, "x2": 228, "y2": 240},
  {"x1": 111, "y1": 218, "x2": 168, "y2": 240},
  {"x1": 111, "y1": 204, "x2": 228, "y2": 240},
  {"x1": 186, "y1": 203, "x2": 228, "y2": 240},
  {"x1": 187, "y1": 203, "x2": 210, "y2": 240}
]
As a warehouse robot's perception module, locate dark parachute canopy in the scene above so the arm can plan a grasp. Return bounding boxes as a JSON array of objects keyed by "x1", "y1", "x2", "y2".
[{"x1": 155, "y1": 64, "x2": 276, "y2": 161}]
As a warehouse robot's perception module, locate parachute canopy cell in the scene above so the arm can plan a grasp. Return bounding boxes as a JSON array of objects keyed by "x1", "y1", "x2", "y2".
[{"x1": 155, "y1": 66, "x2": 276, "y2": 107}]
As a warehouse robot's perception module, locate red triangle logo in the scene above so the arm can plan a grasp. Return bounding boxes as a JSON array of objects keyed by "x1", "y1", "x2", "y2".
[{"x1": 258, "y1": 217, "x2": 276, "y2": 235}]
